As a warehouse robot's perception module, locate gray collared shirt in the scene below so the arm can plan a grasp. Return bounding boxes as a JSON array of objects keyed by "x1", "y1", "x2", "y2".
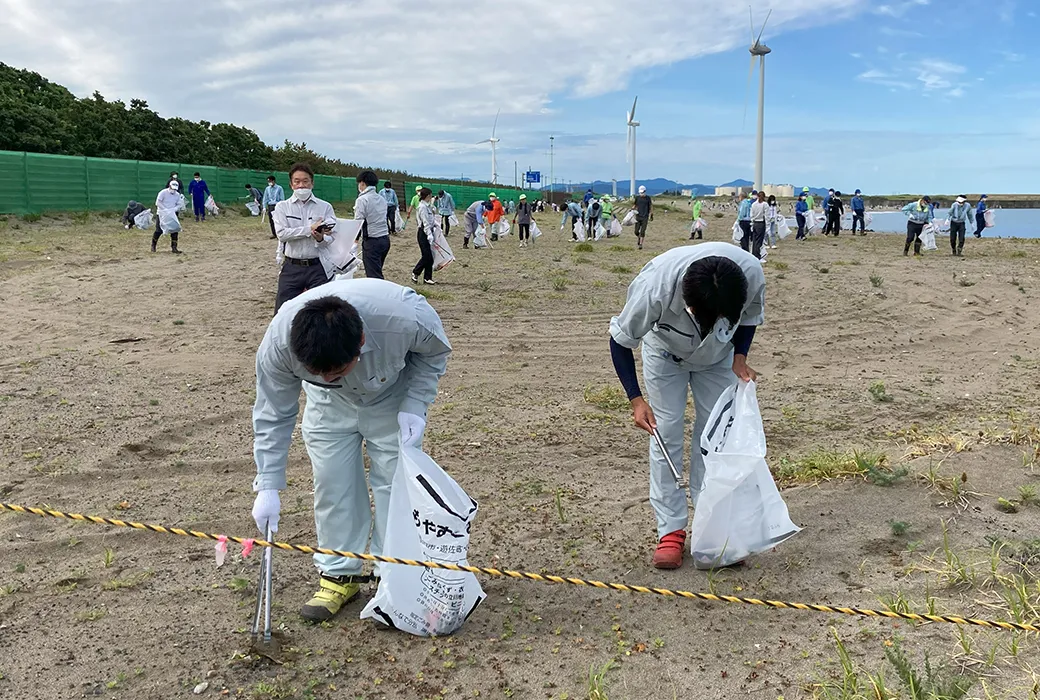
[
  {"x1": 609, "y1": 243, "x2": 765, "y2": 368},
  {"x1": 354, "y1": 186, "x2": 390, "y2": 239},
  {"x1": 252, "y1": 279, "x2": 452, "y2": 490}
]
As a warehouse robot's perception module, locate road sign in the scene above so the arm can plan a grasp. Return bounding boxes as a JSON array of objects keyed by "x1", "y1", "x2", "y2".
[{"x1": 525, "y1": 171, "x2": 541, "y2": 183}]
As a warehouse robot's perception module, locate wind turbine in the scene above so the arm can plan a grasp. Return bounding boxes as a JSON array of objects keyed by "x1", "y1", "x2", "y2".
[
  {"x1": 625, "y1": 96, "x2": 639, "y2": 199},
  {"x1": 743, "y1": 7, "x2": 772, "y2": 192},
  {"x1": 477, "y1": 109, "x2": 501, "y2": 184}
]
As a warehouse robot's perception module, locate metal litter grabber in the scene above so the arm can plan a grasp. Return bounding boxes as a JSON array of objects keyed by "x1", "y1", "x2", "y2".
[
  {"x1": 652, "y1": 427, "x2": 688, "y2": 490},
  {"x1": 251, "y1": 525, "x2": 274, "y2": 644}
]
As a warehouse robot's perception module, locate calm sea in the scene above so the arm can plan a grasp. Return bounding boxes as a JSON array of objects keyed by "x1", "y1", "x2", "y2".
[{"x1": 858, "y1": 208, "x2": 1040, "y2": 239}]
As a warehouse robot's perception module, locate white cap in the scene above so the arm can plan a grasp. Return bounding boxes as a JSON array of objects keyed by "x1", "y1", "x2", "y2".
[
  {"x1": 170, "y1": 181, "x2": 179, "y2": 190},
  {"x1": 638, "y1": 185, "x2": 646, "y2": 194}
]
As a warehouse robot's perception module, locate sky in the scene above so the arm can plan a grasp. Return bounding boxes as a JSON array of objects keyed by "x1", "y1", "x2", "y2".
[{"x1": 1, "y1": 0, "x2": 1036, "y2": 194}]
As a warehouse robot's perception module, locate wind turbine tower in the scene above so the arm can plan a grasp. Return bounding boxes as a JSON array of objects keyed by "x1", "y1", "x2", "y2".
[{"x1": 626, "y1": 97, "x2": 639, "y2": 199}]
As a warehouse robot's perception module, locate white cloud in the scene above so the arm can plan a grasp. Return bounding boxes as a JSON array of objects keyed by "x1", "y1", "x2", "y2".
[
  {"x1": 0, "y1": 0, "x2": 866, "y2": 177},
  {"x1": 874, "y1": 0, "x2": 929, "y2": 18},
  {"x1": 859, "y1": 56, "x2": 967, "y2": 95}
]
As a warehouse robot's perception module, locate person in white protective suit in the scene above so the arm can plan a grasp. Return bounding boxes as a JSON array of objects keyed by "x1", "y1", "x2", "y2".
[
  {"x1": 250, "y1": 279, "x2": 452, "y2": 621},
  {"x1": 609, "y1": 243, "x2": 765, "y2": 569}
]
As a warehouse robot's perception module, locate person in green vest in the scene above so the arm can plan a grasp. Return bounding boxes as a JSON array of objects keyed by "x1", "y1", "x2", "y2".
[
  {"x1": 689, "y1": 198, "x2": 704, "y2": 240},
  {"x1": 405, "y1": 185, "x2": 422, "y2": 226},
  {"x1": 601, "y1": 197, "x2": 616, "y2": 237},
  {"x1": 802, "y1": 187, "x2": 815, "y2": 210}
]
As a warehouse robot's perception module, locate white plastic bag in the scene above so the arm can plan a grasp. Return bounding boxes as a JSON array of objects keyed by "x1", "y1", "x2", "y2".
[
  {"x1": 473, "y1": 225, "x2": 489, "y2": 248},
  {"x1": 777, "y1": 216, "x2": 791, "y2": 240},
  {"x1": 158, "y1": 209, "x2": 181, "y2": 235},
  {"x1": 804, "y1": 210, "x2": 819, "y2": 232},
  {"x1": 395, "y1": 209, "x2": 405, "y2": 231},
  {"x1": 495, "y1": 220, "x2": 511, "y2": 237},
  {"x1": 731, "y1": 220, "x2": 742, "y2": 244},
  {"x1": 133, "y1": 209, "x2": 153, "y2": 230},
  {"x1": 610, "y1": 219, "x2": 623, "y2": 237},
  {"x1": 690, "y1": 381, "x2": 800, "y2": 569},
  {"x1": 432, "y1": 229, "x2": 455, "y2": 271},
  {"x1": 921, "y1": 224, "x2": 938, "y2": 251},
  {"x1": 573, "y1": 221, "x2": 586, "y2": 242},
  {"x1": 693, "y1": 217, "x2": 707, "y2": 233},
  {"x1": 448, "y1": 212, "x2": 459, "y2": 227},
  {"x1": 246, "y1": 201, "x2": 260, "y2": 216},
  {"x1": 594, "y1": 222, "x2": 607, "y2": 241},
  {"x1": 621, "y1": 210, "x2": 637, "y2": 227},
  {"x1": 984, "y1": 209, "x2": 995, "y2": 228},
  {"x1": 175, "y1": 193, "x2": 187, "y2": 212},
  {"x1": 205, "y1": 195, "x2": 220, "y2": 216},
  {"x1": 361, "y1": 445, "x2": 485, "y2": 636},
  {"x1": 530, "y1": 221, "x2": 542, "y2": 240}
]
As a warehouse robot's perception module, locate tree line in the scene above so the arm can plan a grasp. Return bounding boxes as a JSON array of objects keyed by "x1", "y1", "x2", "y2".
[{"x1": 0, "y1": 62, "x2": 422, "y2": 183}]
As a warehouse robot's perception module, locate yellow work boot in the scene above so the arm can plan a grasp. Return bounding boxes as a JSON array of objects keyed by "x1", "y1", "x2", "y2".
[{"x1": 300, "y1": 575, "x2": 361, "y2": 622}]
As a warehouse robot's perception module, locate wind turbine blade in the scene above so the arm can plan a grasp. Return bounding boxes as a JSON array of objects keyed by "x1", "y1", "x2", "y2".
[
  {"x1": 756, "y1": 8, "x2": 772, "y2": 45},
  {"x1": 630, "y1": 96, "x2": 638, "y2": 120},
  {"x1": 748, "y1": 5, "x2": 755, "y2": 46},
  {"x1": 742, "y1": 54, "x2": 755, "y2": 129},
  {"x1": 492, "y1": 109, "x2": 500, "y2": 138}
]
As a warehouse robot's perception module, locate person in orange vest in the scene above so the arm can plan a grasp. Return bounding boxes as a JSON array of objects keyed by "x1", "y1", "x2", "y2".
[{"x1": 485, "y1": 193, "x2": 506, "y2": 241}]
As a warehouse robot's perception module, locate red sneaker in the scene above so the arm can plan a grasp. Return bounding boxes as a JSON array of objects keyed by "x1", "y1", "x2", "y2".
[{"x1": 652, "y1": 530, "x2": 686, "y2": 569}]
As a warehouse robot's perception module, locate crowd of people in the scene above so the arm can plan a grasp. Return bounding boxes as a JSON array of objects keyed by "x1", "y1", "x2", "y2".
[{"x1": 112, "y1": 165, "x2": 1007, "y2": 622}]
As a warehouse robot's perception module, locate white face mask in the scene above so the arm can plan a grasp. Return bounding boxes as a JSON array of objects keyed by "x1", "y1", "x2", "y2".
[
  {"x1": 294, "y1": 188, "x2": 312, "y2": 201},
  {"x1": 194, "y1": 177, "x2": 200, "y2": 181}
]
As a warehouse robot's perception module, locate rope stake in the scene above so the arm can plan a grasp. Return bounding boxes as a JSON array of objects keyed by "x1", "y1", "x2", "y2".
[{"x1": 1, "y1": 502, "x2": 1035, "y2": 633}]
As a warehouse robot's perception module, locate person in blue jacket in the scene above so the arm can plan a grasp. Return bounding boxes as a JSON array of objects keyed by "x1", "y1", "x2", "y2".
[
  {"x1": 901, "y1": 196, "x2": 934, "y2": 256},
  {"x1": 188, "y1": 172, "x2": 211, "y2": 222},
  {"x1": 795, "y1": 192, "x2": 809, "y2": 240},
  {"x1": 850, "y1": 189, "x2": 866, "y2": 235},
  {"x1": 975, "y1": 194, "x2": 988, "y2": 238}
]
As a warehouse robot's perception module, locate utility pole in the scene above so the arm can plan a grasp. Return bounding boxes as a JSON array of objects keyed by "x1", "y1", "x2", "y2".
[
  {"x1": 549, "y1": 135, "x2": 554, "y2": 203},
  {"x1": 514, "y1": 161, "x2": 517, "y2": 188}
]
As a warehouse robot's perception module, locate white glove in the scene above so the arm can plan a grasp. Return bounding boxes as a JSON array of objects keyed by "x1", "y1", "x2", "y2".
[
  {"x1": 252, "y1": 489, "x2": 281, "y2": 534},
  {"x1": 397, "y1": 412, "x2": 426, "y2": 447}
]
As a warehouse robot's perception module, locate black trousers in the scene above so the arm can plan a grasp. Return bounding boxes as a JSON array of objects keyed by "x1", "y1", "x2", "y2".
[
  {"x1": 950, "y1": 221, "x2": 966, "y2": 252},
  {"x1": 738, "y1": 220, "x2": 753, "y2": 251},
  {"x1": 413, "y1": 228, "x2": 434, "y2": 281},
  {"x1": 387, "y1": 205, "x2": 397, "y2": 234},
  {"x1": 518, "y1": 223, "x2": 530, "y2": 241},
  {"x1": 587, "y1": 215, "x2": 599, "y2": 237},
  {"x1": 569, "y1": 215, "x2": 581, "y2": 239},
  {"x1": 266, "y1": 204, "x2": 277, "y2": 237},
  {"x1": 795, "y1": 213, "x2": 806, "y2": 239},
  {"x1": 905, "y1": 221, "x2": 924, "y2": 254},
  {"x1": 152, "y1": 214, "x2": 179, "y2": 249},
  {"x1": 441, "y1": 215, "x2": 451, "y2": 237},
  {"x1": 275, "y1": 259, "x2": 330, "y2": 313},
  {"x1": 826, "y1": 212, "x2": 841, "y2": 235},
  {"x1": 363, "y1": 234, "x2": 391, "y2": 280},
  {"x1": 748, "y1": 221, "x2": 766, "y2": 258},
  {"x1": 633, "y1": 218, "x2": 648, "y2": 239},
  {"x1": 852, "y1": 211, "x2": 865, "y2": 234}
]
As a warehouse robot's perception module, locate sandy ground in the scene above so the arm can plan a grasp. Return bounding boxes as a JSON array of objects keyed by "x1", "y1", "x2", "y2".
[{"x1": 1, "y1": 204, "x2": 1040, "y2": 699}]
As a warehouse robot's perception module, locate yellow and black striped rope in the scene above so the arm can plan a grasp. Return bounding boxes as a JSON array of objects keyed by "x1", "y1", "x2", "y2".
[{"x1": 1, "y1": 501, "x2": 1037, "y2": 633}]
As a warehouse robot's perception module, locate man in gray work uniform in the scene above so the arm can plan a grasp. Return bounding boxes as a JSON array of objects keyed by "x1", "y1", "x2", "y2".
[{"x1": 609, "y1": 243, "x2": 765, "y2": 569}]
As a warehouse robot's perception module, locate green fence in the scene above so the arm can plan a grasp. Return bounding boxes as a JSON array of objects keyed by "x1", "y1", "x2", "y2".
[
  {"x1": 0, "y1": 150, "x2": 358, "y2": 215},
  {"x1": 404, "y1": 182, "x2": 539, "y2": 210}
]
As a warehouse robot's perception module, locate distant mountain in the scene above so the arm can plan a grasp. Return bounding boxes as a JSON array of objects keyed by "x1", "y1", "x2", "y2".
[{"x1": 542, "y1": 177, "x2": 827, "y2": 197}]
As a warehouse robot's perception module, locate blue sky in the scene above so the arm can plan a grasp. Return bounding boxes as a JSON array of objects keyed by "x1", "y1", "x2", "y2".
[{"x1": 1, "y1": 0, "x2": 1035, "y2": 194}]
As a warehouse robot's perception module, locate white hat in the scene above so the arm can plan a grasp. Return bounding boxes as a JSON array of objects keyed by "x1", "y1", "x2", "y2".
[
  {"x1": 169, "y1": 181, "x2": 179, "y2": 190},
  {"x1": 638, "y1": 185, "x2": 646, "y2": 194}
]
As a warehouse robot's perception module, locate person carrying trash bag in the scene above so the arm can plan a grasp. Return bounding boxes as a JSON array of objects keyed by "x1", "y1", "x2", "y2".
[
  {"x1": 250, "y1": 279, "x2": 452, "y2": 622},
  {"x1": 901, "y1": 195, "x2": 934, "y2": 257},
  {"x1": 608, "y1": 242, "x2": 765, "y2": 569}
]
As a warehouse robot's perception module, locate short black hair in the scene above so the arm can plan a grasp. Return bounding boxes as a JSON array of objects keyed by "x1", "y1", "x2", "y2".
[
  {"x1": 358, "y1": 170, "x2": 378, "y2": 187},
  {"x1": 244, "y1": 183, "x2": 252, "y2": 189},
  {"x1": 834, "y1": 191, "x2": 842, "y2": 197},
  {"x1": 484, "y1": 200, "x2": 494, "y2": 209},
  {"x1": 419, "y1": 187, "x2": 433, "y2": 200},
  {"x1": 681, "y1": 257, "x2": 748, "y2": 338},
  {"x1": 437, "y1": 190, "x2": 445, "y2": 197},
  {"x1": 383, "y1": 180, "x2": 393, "y2": 188},
  {"x1": 267, "y1": 175, "x2": 276, "y2": 182},
  {"x1": 193, "y1": 172, "x2": 201, "y2": 177},
  {"x1": 290, "y1": 297, "x2": 364, "y2": 373},
  {"x1": 170, "y1": 171, "x2": 178, "y2": 176},
  {"x1": 289, "y1": 162, "x2": 314, "y2": 180}
]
